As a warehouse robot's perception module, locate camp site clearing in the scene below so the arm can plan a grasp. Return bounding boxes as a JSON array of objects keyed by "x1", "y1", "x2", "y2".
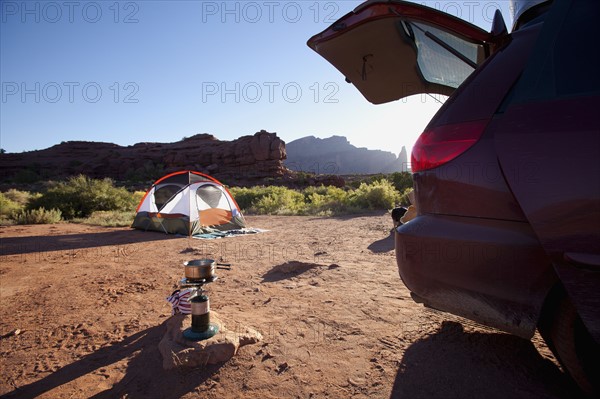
[{"x1": 0, "y1": 215, "x2": 579, "y2": 398}]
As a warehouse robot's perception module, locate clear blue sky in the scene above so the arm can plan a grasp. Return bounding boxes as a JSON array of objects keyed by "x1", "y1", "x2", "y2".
[{"x1": 1, "y1": 0, "x2": 512, "y2": 157}]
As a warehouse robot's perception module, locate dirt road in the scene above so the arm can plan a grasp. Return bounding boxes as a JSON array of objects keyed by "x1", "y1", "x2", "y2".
[{"x1": 0, "y1": 214, "x2": 580, "y2": 398}]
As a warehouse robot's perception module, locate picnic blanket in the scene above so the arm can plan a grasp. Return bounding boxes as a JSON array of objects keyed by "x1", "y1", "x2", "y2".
[{"x1": 191, "y1": 227, "x2": 268, "y2": 240}]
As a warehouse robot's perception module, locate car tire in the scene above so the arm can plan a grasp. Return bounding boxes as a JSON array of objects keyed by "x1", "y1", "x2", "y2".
[{"x1": 538, "y1": 291, "x2": 599, "y2": 397}]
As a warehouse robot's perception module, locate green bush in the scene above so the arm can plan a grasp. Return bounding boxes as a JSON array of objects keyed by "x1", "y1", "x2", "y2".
[
  {"x1": 389, "y1": 172, "x2": 413, "y2": 193},
  {"x1": 3, "y1": 189, "x2": 32, "y2": 206},
  {"x1": 250, "y1": 186, "x2": 307, "y2": 215},
  {"x1": 27, "y1": 175, "x2": 138, "y2": 219},
  {"x1": 399, "y1": 188, "x2": 414, "y2": 206},
  {"x1": 0, "y1": 192, "x2": 23, "y2": 220},
  {"x1": 230, "y1": 180, "x2": 403, "y2": 216},
  {"x1": 1, "y1": 190, "x2": 36, "y2": 224},
  {"x1": 350, "y1": 179, "x2": 401, "y2": 210},
  {"x1": 132, "y1": 191, "x2": 146, "y2": 207},
  {"x1": 228, "y1": 186, "x2": 258, "y2": 211},
  {"x1": 15, "y1": 207, "x2": 62, "y2": 224},
  {"x1": 73, "y1": 210, "x2": 136, "y2": 227},
  {"x1": 304, "y1": 185, "x2": 354, "y2": 215}
]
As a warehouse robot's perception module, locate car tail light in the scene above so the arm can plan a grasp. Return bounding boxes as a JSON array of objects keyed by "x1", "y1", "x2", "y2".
[{"x1": 411, "y1": 119, "x2": 490, "y2": 172}]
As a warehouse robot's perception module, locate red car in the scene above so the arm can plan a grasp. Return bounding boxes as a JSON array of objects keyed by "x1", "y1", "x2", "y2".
[{"x1": 308, "y1": 0, "x2": 599, "y2": 394}]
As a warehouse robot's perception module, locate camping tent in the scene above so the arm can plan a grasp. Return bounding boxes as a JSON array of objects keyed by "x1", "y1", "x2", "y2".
[{"x1": 132, "y1": 170, "x2": 246, "y2": 236}]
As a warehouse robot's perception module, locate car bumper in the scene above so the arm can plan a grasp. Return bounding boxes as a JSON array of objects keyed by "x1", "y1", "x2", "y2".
[{"x1": 395, "y1": 214, "x2": 556, "y2": 338}]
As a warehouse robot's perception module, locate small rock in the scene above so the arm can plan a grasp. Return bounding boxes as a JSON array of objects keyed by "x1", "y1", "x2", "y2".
[
  {"x1": 277, "y1": 362, "x2": 289, "y2": 374},
  {"x1": 158, "y1": 312, "x2": 262, "y2": 370},
  {"x1": 348, "y1": 377, "x2": 365, "y2": 387},
  {"x1": 1, "y1": 329, "x2": 21, "y2": 339}
]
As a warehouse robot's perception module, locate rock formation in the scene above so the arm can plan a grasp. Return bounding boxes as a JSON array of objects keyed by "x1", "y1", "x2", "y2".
[
  {"x1": 0, "y1": 130, "x2": 287, "y2": 185},
  {"x1": 398, "y1": 146, "x2": 409, "y2": 172},
  {"x1": 285, "y1": 136, "x2": 409, "y2": 175}
]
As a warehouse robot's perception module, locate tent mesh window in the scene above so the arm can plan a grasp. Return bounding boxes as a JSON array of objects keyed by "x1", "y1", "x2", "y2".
[
  {"x1": 196, "y1": 185, "x2": 223, "y2": 208},
  {"x1": 154, "y1": 184, "x2": 183, "y2": 210}
]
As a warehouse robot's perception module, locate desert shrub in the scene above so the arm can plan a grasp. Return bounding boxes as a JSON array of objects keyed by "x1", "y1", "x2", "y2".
[
  {"x1": 399, "y1": 188, "x2": 414, "y2": 206},
  {"x1": 230, "y1": 186, "x2": 308, "y2": 215},
  {"x1": 251, "y1": 186, "x2": 306, "y2": 215},
  {"x1": 350, "y1": 179, "x2": 401, "y2": 210},
  {"x1": 3, "y1": 189, "x2": 32, "y2": 206},
  {"x1": 15, "y1": 207, "x2": 62, "y2": 224},
  {"x1": 230, "y1": 181, "x2": 402, "y2": 216},
  {"x1": 132, "y1": 191, "x2": 146, "y2": 206},
  {"x1": 0, "y1": 193, "x2": 22, "y2": 224},
  {"x1": 304, "y1": 186, "x2": 355, "y2": 215},
  {"x1": 1, "y1": 190, "x2": 37, "y2": 224},
  {"x1": 227, "y1": 187, "x2": 258, "y2": 211},
  {"x1": 73, "y1": 210, "x2": 136, "y2": 227},
  {"x1": 27, "y1": 175, "x2": 138, "y2": 219},
  {"x1": 229, "y1": 186, "x2": 301, "y2": 213},
  {"x1": 389, "y1": 172, "x2": 413, "y2": 193},
  {"x1": 1, "y1": 193, "x2": 22, "y2": 217}
]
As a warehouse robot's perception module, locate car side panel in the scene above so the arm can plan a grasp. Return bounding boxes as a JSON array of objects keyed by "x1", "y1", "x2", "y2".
[
  {"x1": 492, "y1": 99, "x2": 600, "y2": 341},
  {"x1": 492, "y1": 0, "x2": 600, "y2": 341}
]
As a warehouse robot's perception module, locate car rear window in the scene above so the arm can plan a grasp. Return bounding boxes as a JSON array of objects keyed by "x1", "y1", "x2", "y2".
[
  {"x1": 400, "y1": 21, "x2": 484, "y2": 89},
  {"x1": 553, "y1": 0, "x2": 600, "y2": 96},
  {"x1": 510, "y1": 0, "x2": 600, "y2": 102}
]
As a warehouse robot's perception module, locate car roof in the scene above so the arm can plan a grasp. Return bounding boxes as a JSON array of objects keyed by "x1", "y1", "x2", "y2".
[{"x1": 510, "y1": 0, "x2": 552, "y2": 29}]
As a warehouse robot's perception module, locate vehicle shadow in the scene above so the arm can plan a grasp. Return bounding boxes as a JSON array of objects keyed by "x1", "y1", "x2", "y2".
[
  {"x1": 367, "y1": 232, "x2": 395, "y2": 253},
  {"x1": 0, "y1": 229, "x2": 180, "y2": 257},
  {"x1": 3, "y1": 319, "x2": 220, "y2": 399},
  {"x1": 390, "y1": 321, "x2": 581, "y2": 399}
]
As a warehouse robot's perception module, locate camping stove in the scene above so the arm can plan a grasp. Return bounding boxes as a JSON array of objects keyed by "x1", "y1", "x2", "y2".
[{"x1": 180, "y1": 275, "x2": 219, "y2": 341}]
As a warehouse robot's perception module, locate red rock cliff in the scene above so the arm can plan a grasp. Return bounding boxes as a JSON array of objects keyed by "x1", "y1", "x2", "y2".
[{"x1": 0, "y1": 130, "x2": 287, "y2": 185}]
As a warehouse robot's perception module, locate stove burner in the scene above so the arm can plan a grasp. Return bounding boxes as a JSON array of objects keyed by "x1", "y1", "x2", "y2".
[{"x1": 179, "y1": 276, "x2": 218, "y2": 287}]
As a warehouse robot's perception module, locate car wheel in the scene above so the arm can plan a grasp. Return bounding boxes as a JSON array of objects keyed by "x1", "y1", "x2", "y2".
[{"x1": 538, "y1": 291, "x2": 599, "y2": 397}]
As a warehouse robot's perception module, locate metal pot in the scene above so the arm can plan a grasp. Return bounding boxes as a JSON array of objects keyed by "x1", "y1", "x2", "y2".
[{"x1": 184, "y1": 259, "x2": 216, "y2": 280}]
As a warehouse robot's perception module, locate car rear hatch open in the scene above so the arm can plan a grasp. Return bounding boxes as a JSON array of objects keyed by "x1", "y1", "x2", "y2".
[{"x1": 307, "y1": 0, "x2": 495, "y2": 104}]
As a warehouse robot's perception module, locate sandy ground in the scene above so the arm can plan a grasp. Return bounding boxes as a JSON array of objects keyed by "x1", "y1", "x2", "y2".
[{"x1": 0, "y1": 214, "x2": 581, "y2": 398}]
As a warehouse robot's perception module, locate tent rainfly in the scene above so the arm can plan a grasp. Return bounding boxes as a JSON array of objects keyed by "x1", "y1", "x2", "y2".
[{"x1": 132, "y1": 170, "x2": 246, "y2": 236}]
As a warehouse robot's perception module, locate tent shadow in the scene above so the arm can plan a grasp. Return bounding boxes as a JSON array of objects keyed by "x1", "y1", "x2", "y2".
[
  {"x1": 262, "y1": 261, "x2": 321, "y2": 283},
  {"x1": 390, "y1": 321, "x2": 581, "y2": 399},
  {"x1": 4, "y1": 319, "x2": 221, "y2": 399},
  {"x1": 0, "y1": 229, "x2": 180, "y2": 257},
  {"x1": 367, "y1": 232, "x2": 395, "y2": 253}
]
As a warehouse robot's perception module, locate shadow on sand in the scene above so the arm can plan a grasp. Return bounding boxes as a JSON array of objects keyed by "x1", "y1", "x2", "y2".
[
  {"x1": 367, "y1": 232, "x2": 395, "y2": 253},
  {"x1": 390, "y1": 321, "x2": 581, "y2": 399},
  {"x1": 3, "y1": 319, "x2": 222, "y2": 399},
  {"x1": 0, "y1": 229, "x2": 180, "y2": 257},
  {"x1": 262, "y1": 261, "x2": 323, "y2": 283}
]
